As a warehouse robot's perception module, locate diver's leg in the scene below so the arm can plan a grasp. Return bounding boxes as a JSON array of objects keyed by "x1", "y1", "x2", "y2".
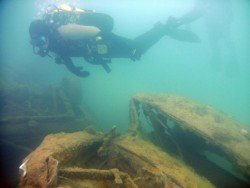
[
  {"x1": 101, "y1": 32, "x2": 137, "y2": 58},
  {"x1": 133, "y1": 23, "x2": 166, "y2": 55},
  {"x1": 133, "y1": 21, "x2": 200, "y2": 56},
  {"x1": 101, "y1": 22, "x2": 199, "y2": 60},
  {"x1": 102, "y1": 24, "x2": 167, "y2": 60}
]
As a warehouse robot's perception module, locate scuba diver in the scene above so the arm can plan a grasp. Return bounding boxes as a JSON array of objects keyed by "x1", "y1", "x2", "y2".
[{"x1": 29, "y1": 4, "x2": 200, "y2": 77}]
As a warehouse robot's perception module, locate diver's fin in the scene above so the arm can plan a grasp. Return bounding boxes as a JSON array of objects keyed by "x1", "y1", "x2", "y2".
[{"x1": 167, "y1": 29, "x2": 201, "y2": 43}]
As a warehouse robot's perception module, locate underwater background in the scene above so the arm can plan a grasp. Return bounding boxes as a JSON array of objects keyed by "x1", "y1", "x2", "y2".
[{"x1": 0, "y1": 0, "x2": 250, "y2": 187}]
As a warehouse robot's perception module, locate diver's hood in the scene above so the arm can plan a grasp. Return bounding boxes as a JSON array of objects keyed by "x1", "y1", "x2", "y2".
[
  {"x1": 29, "y1": 20, "x2": 49, "y2": 39},
  {"x1": 29, "y1": 20, "x2": 50, "y2": 57}
]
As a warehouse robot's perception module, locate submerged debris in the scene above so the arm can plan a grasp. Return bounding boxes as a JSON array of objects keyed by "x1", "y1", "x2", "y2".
[
  {"x1": 19, "y1": 129, "x2": 214, "y2": 188},
  {"x1": 19, "y1": 93, "x2": 250, "y2": 187},
  {"x1": 0, "y1": 75, "x2": 95, "y2": 186},
  {"x1": 131, "y1": 93, "x2": 250, "y2": 180},
  {"x1": 19, "y1": 159, "x2": 29, "y2": 178},
  {"x1": 0, "y1": 76, "x2": 94, "y2": 138}
]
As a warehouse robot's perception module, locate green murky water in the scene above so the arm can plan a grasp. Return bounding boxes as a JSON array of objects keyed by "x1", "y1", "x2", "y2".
[{"x1": 0, "y1": 0, "x2": 249, "y2": 187}]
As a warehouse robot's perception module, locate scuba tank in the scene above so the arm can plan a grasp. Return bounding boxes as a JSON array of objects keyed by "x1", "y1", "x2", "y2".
[
  {"x1": 42, "y1": 4, "x2": 91, "y2": 26},
  {"x1": 42, "y1": 3, "x2": 113, "y2": 73},
  {"x1": 43, "y1": 3, "x2": 113, "y2": 32}
]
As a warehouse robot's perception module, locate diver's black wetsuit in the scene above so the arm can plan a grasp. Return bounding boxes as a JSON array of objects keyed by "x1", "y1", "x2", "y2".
[
  {"x1": 47, "y1": 12, "x2": 166, "y2": 68},
  {"x1": 31, "y1": 9, "x2": 199, "y2": 77}
]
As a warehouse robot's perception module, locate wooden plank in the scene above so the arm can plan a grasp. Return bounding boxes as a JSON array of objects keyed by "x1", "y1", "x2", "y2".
[{"x1": 133, "y1": 93, "x2": 250, "y2": 178}]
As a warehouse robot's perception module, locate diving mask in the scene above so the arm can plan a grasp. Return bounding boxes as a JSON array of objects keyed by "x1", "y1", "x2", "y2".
[{"x1": 30, "y1": 36, "x2": 49, "y2": 57}]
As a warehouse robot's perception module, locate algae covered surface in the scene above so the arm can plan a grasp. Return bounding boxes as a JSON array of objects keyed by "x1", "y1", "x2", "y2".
[
  {"x1": 19, "y1": 130, "x2": 214, "y2": 188},
  {"x1": 117, "y1": 134, "x2": 214, "y2": 188},
  {"x1": 16, "y1": 93, "x2": 250, "y2": 188},
  {"x1": 133, "y1": 93, "x2": 250, "y2": 177}
]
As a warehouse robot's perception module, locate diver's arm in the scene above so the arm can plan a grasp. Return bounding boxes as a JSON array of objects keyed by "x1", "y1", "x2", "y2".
[
  {"x1": 55, "y1": 56, "x2": 90, "y2": 77},
  {"x1": 58, "y1": 24, "x2": 100, "y2": 40}
]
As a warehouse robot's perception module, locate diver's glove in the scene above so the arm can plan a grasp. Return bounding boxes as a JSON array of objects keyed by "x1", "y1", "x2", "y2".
[
  {"x1": 69, "y1": 65, "x2": 90, "y2": 77},
  {"x1": 74, "y1": 70, "x2": 90, "y2": 77},
  {"x1": 55, "y1": 56, "x2": 90, "y2": 77},
  {"x1": 74, "y1": 67, "x2": 90, "y2": 77}
]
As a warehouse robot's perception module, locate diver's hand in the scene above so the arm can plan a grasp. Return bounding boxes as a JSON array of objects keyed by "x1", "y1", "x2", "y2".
[
  {"x1": 76, "y1": 66, "x2": 83, "y2": 71},
  {"x1": 74, "y1": 66, "x2": 90, "y2": 77},
  {"x1": 75, "y1": 70, "x2": 90, "y2": 77},
  {"x1": 55, "y1": 55, "x2": 90, "y2": 77}
]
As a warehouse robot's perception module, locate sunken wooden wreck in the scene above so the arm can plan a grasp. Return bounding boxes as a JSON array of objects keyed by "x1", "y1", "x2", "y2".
[
  {"x1": 0, "y1": 76, "x2": 94, "y2": 139},
  {"x1": 19, "y1": 127, "x2": 214, "y2": 188},
  {"x1": 0, "y1": 74, "x2": 94, "y2": 186},
  {"x1": 130, "y1": 93, "x2": 250, "y2": 179},
  {"x1": 19, "y1": 93, "x2": 250, "y2": 187}
]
